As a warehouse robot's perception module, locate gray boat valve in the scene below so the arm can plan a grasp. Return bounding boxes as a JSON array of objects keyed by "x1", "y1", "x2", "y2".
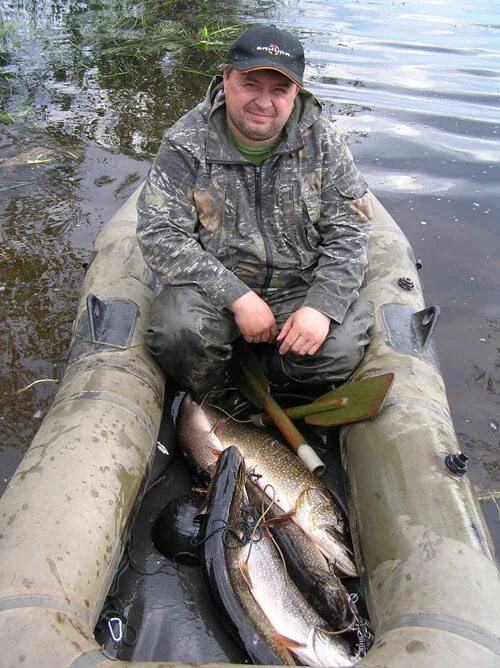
[
  {"x1": 398, "y1": 276, "x2": 415, "y2": 290},
  {"x1": 445, "y1": 451, "x2": 469, "y2": 476}
]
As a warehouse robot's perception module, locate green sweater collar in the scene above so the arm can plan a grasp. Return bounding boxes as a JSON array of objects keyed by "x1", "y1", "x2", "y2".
[{"x1": 226, "y1": 127, "x2": 280, "y2": 165}]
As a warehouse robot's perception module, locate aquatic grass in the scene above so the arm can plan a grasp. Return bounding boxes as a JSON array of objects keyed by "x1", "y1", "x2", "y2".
[
  {"x1": 0, "y1": 181, "x2": 31, "y2": 191},
  {"x1": 0, "y1": 106, "x2": 32, "y2": 124},
  {"x1": 176, "y1": 66, "x2": 214, "y2": 79},
  {"x1": 0, "y1": 20, "x2": 13, "y2": 67},
  {"x1": 90, "y1": 21, "x2": 240, "y2": 61}
]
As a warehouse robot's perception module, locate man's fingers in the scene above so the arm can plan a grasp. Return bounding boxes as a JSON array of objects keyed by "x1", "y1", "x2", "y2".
[
  {"x1": 295, "y1": 339, "x2": 314, "y2": 356},
  {"x1": 245, "y1": 325, "x2": 278, "y2": 344},
  {"x1": 307, "y1": 341, "x2": 322, "y2": 355},
  {"x1": 277, "y1": 318, "x2": 292, "y2": 342},
  {"x1": 279, "y1": 331, "x2": 301, "y2": 355}
]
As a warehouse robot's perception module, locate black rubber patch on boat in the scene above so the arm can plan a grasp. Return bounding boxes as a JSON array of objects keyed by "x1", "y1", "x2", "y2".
[
  {"x1": 382, "y1": 304, "x2": 441, "y2": 368},
  {"x1": 68, "y1": 294, "x2": 139, "y2": 362}
]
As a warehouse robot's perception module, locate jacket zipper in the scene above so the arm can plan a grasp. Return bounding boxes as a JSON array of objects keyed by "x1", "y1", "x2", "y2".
[{"x1": 255, "y1": 165, "x2": 273, "y2": 292}]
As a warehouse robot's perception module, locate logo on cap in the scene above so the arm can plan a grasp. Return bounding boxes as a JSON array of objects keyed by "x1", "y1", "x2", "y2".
[{"x1": 256, "y1": 43, "x2": 292, "y2": 59}]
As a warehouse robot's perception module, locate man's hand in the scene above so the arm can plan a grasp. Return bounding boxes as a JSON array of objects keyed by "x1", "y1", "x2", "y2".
[
  {"x1": 277, "y1": 306, "x2": 331, "y2": 356},
  {"x1": 228, "y1": 292, "x2": 278, "y2": 343}
]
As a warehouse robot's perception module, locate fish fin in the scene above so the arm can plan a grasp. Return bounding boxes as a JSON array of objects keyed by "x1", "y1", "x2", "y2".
[
  {"x1": 239, "y1": 556, "x2": 253, "y2": 589},
  {"x1": 273, "y1": 633, "x2": 307, "y2": 650},
  {"x1": 328, "y1": 554, "x2": 358, "y2": 578}
]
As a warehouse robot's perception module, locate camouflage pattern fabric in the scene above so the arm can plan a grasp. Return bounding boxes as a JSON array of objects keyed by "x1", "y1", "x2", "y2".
[
  {"x1": 137, "y1": 76, "x2": 372, "y2": 326},
  {"x1": 145, "y1": 285, "x2": 374, "y2": 398}
]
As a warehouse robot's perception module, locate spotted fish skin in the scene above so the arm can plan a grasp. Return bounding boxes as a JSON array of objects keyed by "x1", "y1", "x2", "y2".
[
  {"x1": 247, "y1": 482, "x2": 350, "y2": 627},
  {"x1": 202, "y1": 446, "x2": 297, "y2": 665},
  {"x1": 178, "y1": 395, "x2": 357, "y2": 576},
  {"x1": 238, "y1": 487, "x2": 357, "y2": 667}
]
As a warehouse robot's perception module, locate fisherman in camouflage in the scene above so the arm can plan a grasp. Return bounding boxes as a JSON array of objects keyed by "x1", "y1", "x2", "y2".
[{"x1": 137, "y1": 25, "x2": 374, "y2": 399}]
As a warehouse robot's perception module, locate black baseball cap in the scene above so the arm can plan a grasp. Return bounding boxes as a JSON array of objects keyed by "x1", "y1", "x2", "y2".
[{"x1": 226, "y1": 25, "x2": 305, "y2": 87}]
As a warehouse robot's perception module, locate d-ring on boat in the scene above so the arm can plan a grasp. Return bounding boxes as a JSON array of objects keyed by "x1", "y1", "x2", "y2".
[{"x1": 0, "y1": 186, "x2": 499, "y2": 667}]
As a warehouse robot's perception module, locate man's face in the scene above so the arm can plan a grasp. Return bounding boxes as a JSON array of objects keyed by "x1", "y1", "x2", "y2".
[{"x1": 223, "y1": 68, "x2": 299, "y2": 146}]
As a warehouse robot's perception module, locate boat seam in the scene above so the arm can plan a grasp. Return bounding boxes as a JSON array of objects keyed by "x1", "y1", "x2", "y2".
[
  {"x1": 68, "y1": 649, "x2": 108, "y2": 668},
  {"x1": 0, "y1": 593, "x2": 93, "y2": 628},
  {"x1": 63, "y1": 357, "x2": 163, "y2": 401},
  {"x1": 50, "y1": 390, "x2": 154, "y2": 432},
  {"x1": 379, "y1": 612, "x2": 500, "y2": 655}
]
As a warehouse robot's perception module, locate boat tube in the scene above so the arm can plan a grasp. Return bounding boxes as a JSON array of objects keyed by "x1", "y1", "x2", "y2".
[{"x1": 0, "y1": 189, "x2": 498, "y2": 667}]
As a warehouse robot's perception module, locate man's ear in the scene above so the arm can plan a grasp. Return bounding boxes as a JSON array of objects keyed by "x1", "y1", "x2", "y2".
[{"x1": 222, "y1": 66, "x2": 231, "y2": 86}]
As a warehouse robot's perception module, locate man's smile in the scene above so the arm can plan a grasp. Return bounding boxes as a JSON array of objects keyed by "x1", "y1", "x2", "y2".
[{"x1": 246, "y1": 108, "x2": 275, "y2": 120}]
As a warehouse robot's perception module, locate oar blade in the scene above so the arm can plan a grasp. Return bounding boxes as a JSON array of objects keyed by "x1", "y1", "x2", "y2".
[{"x1": 305, "y1": 372, "x2": 394, "y2": 426}]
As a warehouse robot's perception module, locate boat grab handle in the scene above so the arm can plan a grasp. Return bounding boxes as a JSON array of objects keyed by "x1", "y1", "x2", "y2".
[
  {"x1": 414, "y1": 305, "x2": 441, "y2": 351},
  {"x1": 86, "y1": 293, "x2": 102, "y2": 343}
]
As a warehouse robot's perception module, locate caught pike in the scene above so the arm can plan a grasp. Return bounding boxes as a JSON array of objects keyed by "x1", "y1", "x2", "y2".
[
  {"x1": 203, "y1": 447, "x2": 357, "y2": 666},
  {"x1": 178, "y1": 395, "x2": 357, "y2": 577},
  {"x1": 202, "y1": 445, "x2": 296, "y2": 665},
  {"x1": 247, "y1": 482, "x2": 350, "y2": 628}
]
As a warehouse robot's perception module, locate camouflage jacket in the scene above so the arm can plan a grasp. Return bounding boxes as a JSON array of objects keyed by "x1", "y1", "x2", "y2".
[{"x1": 137, "y1": 77, "x2": 371, "y2": 324}]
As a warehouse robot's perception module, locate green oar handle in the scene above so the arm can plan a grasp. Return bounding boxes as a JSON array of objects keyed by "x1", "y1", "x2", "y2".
[
  {"x1": 287, "y1": 396, "x2": 347, "y2": 418},
  {"x1": 242, "y1": 368, "x2": 325, "y2": 476}
]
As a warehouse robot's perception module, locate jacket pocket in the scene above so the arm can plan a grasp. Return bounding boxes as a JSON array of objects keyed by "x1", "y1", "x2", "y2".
[
  {"x1": 334, "y1": 172, "x2": 368, "y2": 200},
  {"x1": 278, "y1": 174, "x2": 321, "y2": 263},
  {"x1": 193, "y1": 175, "x2": 237, "y2": 267}
]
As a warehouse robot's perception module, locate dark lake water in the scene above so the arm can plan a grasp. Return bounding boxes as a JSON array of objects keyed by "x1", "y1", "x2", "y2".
[{"x1": 1, "y1": 0, "x2": 499, "y2": 537}]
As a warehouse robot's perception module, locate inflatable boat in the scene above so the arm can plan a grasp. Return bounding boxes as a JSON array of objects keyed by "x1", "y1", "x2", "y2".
[{"x1": 0, "y1": 187, "x2": 498, "y2": 667}]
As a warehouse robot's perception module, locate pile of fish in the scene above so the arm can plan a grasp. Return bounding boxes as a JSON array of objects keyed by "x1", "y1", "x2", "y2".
[{"x1": 169, "y1": 394, "x2": 371, "y2": 666}]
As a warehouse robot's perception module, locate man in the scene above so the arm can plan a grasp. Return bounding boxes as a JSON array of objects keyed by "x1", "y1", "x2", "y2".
[{"x1": 137, "y1": 25, "x2": 374, "y2": 399}]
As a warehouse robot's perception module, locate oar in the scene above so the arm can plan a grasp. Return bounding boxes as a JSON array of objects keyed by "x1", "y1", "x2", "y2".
[
  {"x1": 250, "y1": 373, "x2": 395, "y2": 428},
  {"x1": 235, "y1": 348, "x2": 326, "y2": 476}
]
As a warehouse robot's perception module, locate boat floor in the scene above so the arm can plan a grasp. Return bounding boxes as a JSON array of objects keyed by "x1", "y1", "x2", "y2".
[{"x1": 94, "y1": 388, "x2": 367, "y2": 663}]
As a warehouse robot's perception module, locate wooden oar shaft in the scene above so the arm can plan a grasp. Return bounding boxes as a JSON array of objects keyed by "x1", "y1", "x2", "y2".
[{"x1": 243, "y1": 370, "x2": 305, "y2": 451}]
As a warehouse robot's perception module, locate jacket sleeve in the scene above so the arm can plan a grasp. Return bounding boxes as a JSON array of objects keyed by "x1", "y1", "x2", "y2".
[
  {"x1": 302, "y1": 126, "x2": 372, "y2": 324},
  {"x1": 136, "y1": 138, "x2": 250, "y2": 309}
]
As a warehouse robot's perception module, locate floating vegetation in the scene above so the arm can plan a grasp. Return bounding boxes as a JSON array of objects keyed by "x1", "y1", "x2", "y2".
[
  {"x1": 0, "y1": 107, "x2": 31, "y2": 124},
  {"x1": 113, "y1": 171, "x2": 141, "y2": 198},
  {"x1": 69, "y1": 1, "x2": 244, "y2": 77},
  {"x1": 0, "y1": 20, "x2": 13, "y2": 66},
  {"x1": 94, "y1": 175, "x2": 116, "y2": 187}
]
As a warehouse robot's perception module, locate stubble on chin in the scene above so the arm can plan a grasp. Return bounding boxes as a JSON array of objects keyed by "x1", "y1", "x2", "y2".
[{"x1": 230, "y1": 114, "x2": 280, "y2": 143}]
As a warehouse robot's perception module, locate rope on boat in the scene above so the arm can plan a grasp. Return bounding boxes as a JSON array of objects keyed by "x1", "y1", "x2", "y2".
[
  {"x1": 73, "y1": 333, "x2": 144, "y2": 350},
  {"x1": 15, "y1": 378, "x2": 59, "y2": 395}
]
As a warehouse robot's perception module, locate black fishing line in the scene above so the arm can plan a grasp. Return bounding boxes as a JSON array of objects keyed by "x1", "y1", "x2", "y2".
[
  {"x1": 125, "y1": 533, "x2": 177, "y2": 577},
  {"x1": 192, "y1": 506, "x2": 265, "y2": 549}
]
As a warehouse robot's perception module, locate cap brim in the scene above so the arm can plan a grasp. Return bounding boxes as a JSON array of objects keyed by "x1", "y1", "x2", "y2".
[{"x1": 231, "y1": 59, "x2": 303, "y2": 87}]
